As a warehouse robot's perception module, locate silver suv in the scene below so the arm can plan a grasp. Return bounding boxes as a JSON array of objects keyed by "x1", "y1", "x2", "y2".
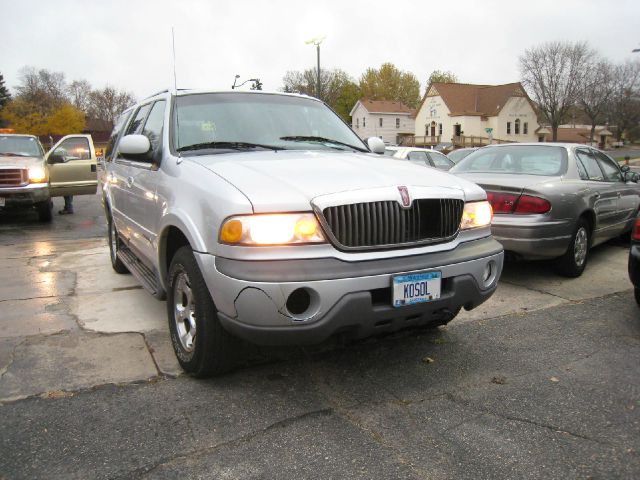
[{"x1": 103, "y1": 90, "x2": 504, "y2": 376}]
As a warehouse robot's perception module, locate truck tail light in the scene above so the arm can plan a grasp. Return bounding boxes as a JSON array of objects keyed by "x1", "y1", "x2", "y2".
[{"x1": 632, "y1": 217, "x2": 640, "y2": 241}]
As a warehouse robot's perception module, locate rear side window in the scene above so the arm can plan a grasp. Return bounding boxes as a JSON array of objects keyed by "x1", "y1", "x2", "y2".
[
  {"x1": 407, "y1": 151, "x2": 428, "y2": 162},
  {"x1": 126, "y1": 104, "x2": 152, "y2": 136},
  {"x1": 576, "y1": 150, "x2": 604, "y2": 181},
  {"x1": 427, "y1": 151, "x2": 452, "y2": 169}
]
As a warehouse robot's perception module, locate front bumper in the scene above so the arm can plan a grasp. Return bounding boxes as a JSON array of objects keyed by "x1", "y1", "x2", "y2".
[
  {"x1": 0, "y1": 183, "x2": 49, "y2": 208},
  {"x1": 195, "y1": 236, "x2": 504, "y2": 345},
  {"x1": 491, "y1": 215, "x2": 573, "y2": 259}
]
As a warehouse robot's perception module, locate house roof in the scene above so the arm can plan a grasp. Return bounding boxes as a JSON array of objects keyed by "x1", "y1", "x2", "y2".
[
  {"x1": 350, "y1": 98, "x2": 415, "y2": 116},
  {"x1": 550, "y1": 127, "x2": 613, "y2": 143},
  {"x1": 421, "y1": 82, "x2": 532, "y2": 117}
]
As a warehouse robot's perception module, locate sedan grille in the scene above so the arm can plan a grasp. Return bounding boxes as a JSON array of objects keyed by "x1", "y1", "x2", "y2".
[
  {"x1": 321, "y1": 199, "x2": 464, "y2": 249},
  {"x1": 0, "y1": 168, "x2": 28, "y2": 187}
]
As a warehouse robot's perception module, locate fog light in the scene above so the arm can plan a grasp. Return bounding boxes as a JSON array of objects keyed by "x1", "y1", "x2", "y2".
[
  {"x1": 482, "y1": 261, "x2": 497, "y2": 287},
  {"x1": 286, "y1": 288, "x2": 311, "y2": 315}
]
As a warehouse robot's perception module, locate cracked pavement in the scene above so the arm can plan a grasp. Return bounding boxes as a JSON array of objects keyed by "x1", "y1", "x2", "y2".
[{"x1": 1, "y1": 195, "x2": 639, "y2": 479}]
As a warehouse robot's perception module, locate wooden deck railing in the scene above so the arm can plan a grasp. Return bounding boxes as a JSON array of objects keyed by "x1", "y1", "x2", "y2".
[{"x1": 452, "y1": 136, "x2": 513, "y2": 147}]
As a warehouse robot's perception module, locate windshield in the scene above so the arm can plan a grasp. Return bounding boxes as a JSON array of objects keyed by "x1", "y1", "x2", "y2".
[
  {"x1": 0, "y1": 135, "x2": 44, "y2": 157},
  {"x1": 451, "y1": 145, "x2": 568, "y2": 176},
  {"x1": 173, "y1": 92, "x2": 367, "y2": 154}
]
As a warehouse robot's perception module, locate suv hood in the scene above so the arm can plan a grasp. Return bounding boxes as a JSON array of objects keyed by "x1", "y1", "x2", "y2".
[{"x1": 191, "y1": 150, "x2": 485, "y2": 212}]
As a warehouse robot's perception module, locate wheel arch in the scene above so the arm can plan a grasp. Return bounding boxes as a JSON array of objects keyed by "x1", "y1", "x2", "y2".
[{"x1": 157, "y1": 214, "x2": 206, "y2": 290}]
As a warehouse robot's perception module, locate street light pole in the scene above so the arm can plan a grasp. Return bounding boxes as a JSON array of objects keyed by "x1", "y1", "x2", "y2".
[{"x1": 305, "y1": 35, "x2": 326, "y2": 101}]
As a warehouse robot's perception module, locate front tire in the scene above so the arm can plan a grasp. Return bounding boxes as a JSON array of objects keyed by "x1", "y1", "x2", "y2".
[
  {"x1": 36, "y1": 200, "x2": 52, "y2": 222},
  {"x1": 167, "y1": 246, "x2": 238, "y2": 377},
  {"x1": 108, "y1": 214, "x2": 129, "y2": 274},
  {"x1": 556, "y1": 218, "x2": 590, "y2": 278},
  {"x1": 635, "y1": 287, "x2": 640, "y2": 307}
]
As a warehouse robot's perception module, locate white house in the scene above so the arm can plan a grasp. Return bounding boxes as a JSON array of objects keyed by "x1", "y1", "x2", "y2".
[
  {"x1": 349, "y1": 99, "x2": 415, "y2": 145},
  {"x1": 413, "y1": 82, "x2": 540, "y2": 146}
]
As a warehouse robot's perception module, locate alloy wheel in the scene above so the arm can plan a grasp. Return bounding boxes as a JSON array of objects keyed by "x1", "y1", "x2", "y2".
[
  {"x1": 173, "y1": 272, "x2": 197, "y2": 352},
  {"x1": 574, "y1": 227, "x2": 588, "y2": 267}
]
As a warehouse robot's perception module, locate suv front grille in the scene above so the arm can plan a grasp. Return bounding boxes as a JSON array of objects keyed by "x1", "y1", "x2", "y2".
[
  {"x1": 0, "y1": 168, "x2": 28, "y2": 187},
  {"x1": 321, "y1": 198, "x2": 464, "y2": 249}
]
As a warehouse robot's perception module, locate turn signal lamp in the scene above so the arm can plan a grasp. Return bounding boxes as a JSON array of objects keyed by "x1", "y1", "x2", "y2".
[
  {"x1": 460, "y1": 201, "x2": 493, "y2": 230},
  {"x1": 219, "y1": 213, "x2": 325, "y2": 245}
]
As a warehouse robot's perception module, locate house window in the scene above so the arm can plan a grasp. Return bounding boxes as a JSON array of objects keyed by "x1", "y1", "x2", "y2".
[
  {"x1": 363, "y1": 117, "x2": 366, "y2": 127},
  {"x1": 524, "y1": 122, "x2": 528, "y2": 135},
  {"x1": 515, "y1": 119, "x2": 520, "y2": 135},
  {"x1": 396, "y1": 118, "x2": 400, "y2": 128},
  {"x1": 507, "y1": 122, "x2": 511, "y2": 134},
  {"x1": 439, "y1": 123, "x2": 443, "y2": 135},
  {"x1": 356, "y1": 118, "x2": 359, "y2": 128},
  {"x1": 379, "y1": 118, "x2": 383, "y2": 127}
]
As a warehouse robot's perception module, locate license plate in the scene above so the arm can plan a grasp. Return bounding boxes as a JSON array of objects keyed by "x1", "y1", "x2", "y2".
[
  {"x1": 0, "y1": 197, "x2": 5, "y2": 207},
  {"x1": 392, "y1": 271, "x2": 441, "y2": 307}
]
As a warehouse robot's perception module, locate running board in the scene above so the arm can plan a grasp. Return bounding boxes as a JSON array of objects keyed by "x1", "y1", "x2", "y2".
[{"x1": 117, "y1": 247, "x2": 162, "y2": 298}]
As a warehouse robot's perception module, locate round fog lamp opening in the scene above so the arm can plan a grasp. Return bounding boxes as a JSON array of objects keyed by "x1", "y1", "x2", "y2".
[{"x1": 483, "y1": 261, "x2": 497, "y2": 287}]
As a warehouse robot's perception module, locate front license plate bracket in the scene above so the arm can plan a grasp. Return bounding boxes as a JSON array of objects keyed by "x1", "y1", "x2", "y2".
[{"x1": 392, "y1": 271, "x2": 442, "y2": 307}]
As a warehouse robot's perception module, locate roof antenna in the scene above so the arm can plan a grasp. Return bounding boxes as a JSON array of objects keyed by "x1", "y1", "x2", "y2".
[{"x1": 171, "y1": 27, "x2": 178, "y2": 91}]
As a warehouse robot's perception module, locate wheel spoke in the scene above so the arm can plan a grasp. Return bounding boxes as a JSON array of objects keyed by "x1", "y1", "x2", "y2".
[{"x1": 173, "y1": 271, "x2": 197, "y2": 353}]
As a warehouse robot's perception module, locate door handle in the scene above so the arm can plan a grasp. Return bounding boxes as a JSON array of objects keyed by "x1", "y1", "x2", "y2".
[
  {"x1": 594, "y1": 192, "x2": 601, "y2": 198},
  {"x1": 126, "y1": 176, "x2": 134, "y2": 188}
]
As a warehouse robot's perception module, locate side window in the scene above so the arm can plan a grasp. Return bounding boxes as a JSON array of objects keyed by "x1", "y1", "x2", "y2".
[
  {"x1": 407, "y1": 151, "x2": 428, "y2": 162},
  {"x1": 141, "y1": 101, "x2": 166, "y2": 163},
  {"x1": 105, "y1": 110, "x2": 132, "y2": 162},
  {"x1": 53, "y1": 137, "x2": 91, "y2": 162},
  {"x1": 594, "y1": 150, "x2": 623, "y2": 182},
  {"x1": 125, "y1": 104, "x2": 152, "y2": 136},
  {"x1": 575, "y1": 150, "x2": 604, "y2": 181},
  {"x1": 428, "y1": 152, "x2": 452, "y2": 169}
]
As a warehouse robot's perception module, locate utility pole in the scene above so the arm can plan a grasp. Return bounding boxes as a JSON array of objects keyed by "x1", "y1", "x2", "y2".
[{"x1": 305, "y1": 36, "x2": 326, "y2": 101}]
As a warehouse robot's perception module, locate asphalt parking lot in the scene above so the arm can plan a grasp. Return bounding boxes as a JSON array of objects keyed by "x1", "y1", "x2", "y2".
[{"x1": 0, "y1": 194, "x2": 639, "y2": 479}]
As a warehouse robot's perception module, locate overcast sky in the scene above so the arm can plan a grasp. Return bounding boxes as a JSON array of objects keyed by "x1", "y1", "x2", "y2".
[{"x1": 3, "y1": 0, "x2": 639, "y2": 101}]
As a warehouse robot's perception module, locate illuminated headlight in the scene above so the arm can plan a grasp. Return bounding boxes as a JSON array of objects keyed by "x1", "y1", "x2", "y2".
[
  {"x1": 28, "y1": 166, "x2": 46, "y2": 183},
  {"x1": 460, "y1": 201, "x2": 493, "y2": 230},
  {"x1": 219, "y1": 213, "x2": 326, "y2": 245}
]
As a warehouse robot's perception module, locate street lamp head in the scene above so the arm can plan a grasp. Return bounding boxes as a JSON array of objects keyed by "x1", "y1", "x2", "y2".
[{"x1": 305, "y1": 35, "x2": 326, "y2": 46}]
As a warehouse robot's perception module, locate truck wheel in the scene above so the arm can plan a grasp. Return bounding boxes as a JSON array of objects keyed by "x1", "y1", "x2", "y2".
[
  {"x1": 108, "y1": 215, "x2": 129, "y2": 274},
  {"x1": 36, "y1": 200, "x2": 52, "y2": 222},
  {"x1": 635, "y1": 287, "x2": 640, "y2": 307},
  {"x1": 555, "y1": 218, "x2": 589, "y2": 278},
  {"x1": 167, "y1": 246, "x2": 238, "y2": 377}
]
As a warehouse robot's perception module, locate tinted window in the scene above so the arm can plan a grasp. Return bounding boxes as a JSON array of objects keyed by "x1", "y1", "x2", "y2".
[
  {"x1": 575, "y1": 150, "x2": 604, "y2": 181},
  {"x1": 105, "y1": 110, "x2": 133, "y2": 162},
  {"x1": 141, "y1": 101, "x2": 166, "y2": 163},
  {"x1": 126, "y1": 104, "x2": 152, "y2": 136},
  {"x1": 53, "y1": 137, "x2": 91, "y2": 161},
  {"x1": 593, "y1": 150, "x2": 622, "y2": 182},
  {"x1": 451, "y1": 146, "x2": 568, "y2": 176}
]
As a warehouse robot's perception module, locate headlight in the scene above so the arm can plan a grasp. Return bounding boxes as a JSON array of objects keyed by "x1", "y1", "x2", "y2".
[
  {"x1": 460, "y1": 201, "x2": 493, "y2": 230},
  {"x1": 28, "y1": 166, "x2": 46, "y2": 183},
  {"x1": 219, "y1": 213, "x2": 326, "y2": 245}
]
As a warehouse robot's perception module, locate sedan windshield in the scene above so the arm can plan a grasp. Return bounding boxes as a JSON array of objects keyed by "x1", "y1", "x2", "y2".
[
  {"x1": 451, "y1": 145, "x2": 568, "y2": 176},
  {"x1": 0, "y1": 136, "x2": 44, "y2": 157},
  {"x1": 173, "y1": 93, "x2": 368, "y2": 154}
]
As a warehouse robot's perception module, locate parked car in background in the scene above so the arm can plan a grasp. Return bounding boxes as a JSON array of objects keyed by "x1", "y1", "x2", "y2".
[
  {"x1": 451, "y1": 143, "x2": 640, "y2": 277},
  {"x1": 0, "y1": 134, "x2": 98, "y2": 221},
  {"x1": 628, "y1": 213, "x2": 640, "y2": 305},
  {"x1": 448, "y1": 147, "x2": 478, "y2": 164},
  {"x1": 434, "y1": 142, "x2": 454, "y2": 154},
  {"x1": 103, "y1": 89, "x2": 504, "y2": 376},
  {"x1": 385, "y1": 147, "x2": 454, "y2": 171}
]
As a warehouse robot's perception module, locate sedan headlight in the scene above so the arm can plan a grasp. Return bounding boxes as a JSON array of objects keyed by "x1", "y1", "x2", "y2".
[
  {"x1": 460, "y1": 201, "x2": 493, "y2": 230},
  {"x1": 219, "y1": 213, "x2": 326, "y2": 245},
  {"x1": 28, "y1": 166, "x2": 46, "y2": 183}
]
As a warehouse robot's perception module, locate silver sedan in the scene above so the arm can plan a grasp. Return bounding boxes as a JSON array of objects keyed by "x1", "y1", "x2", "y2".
[{"x1": 450, "y1": 143, "x2": 640, "y2": 277}]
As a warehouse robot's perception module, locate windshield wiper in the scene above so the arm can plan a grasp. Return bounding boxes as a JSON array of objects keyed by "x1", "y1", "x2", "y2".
[
  {"x1": 279, "y1": 136, "x2": 367, "y2": 152},
  {"x1": 176, "y1": 141, "x2": 281, "y2": 152}
]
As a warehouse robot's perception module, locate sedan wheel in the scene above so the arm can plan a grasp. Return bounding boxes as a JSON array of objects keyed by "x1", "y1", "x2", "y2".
[{"x1": 556, "y1": 218, "x2": 590, "y2": 278}]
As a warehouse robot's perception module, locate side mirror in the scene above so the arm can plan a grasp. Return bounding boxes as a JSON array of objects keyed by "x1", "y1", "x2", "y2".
[
  {"x1": 366, "y1": 137, "x2": 386, "y2": 154},
  {"x1": 118, "y1": 134, "x2": 151, "y2": 157},
  {"x1": 47, "y1": 153, "x2": 64, "y2": 164},
  {"x1": 624, "y1": 171, "x2": 639, "y2": 183},
  {"x1": 621, "y1": 164, "x2": 630, "y2": 173}
]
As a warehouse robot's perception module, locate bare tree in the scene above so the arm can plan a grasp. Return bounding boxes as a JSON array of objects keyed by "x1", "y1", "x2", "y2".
[
  {"x1": 14, "y1": 66, "x2": 68, "y2": 114},
  {"x1": 87, "y1": 86, "x2": 136, "y2": 127},
  {"x1": 608, "y1": 60, "x2": 640, "y2": 141},
  {"x1": 580, "y1": 58, "x2": 615, "y2": 143},
  {"x1": 67, "y1": 79, "x2": 93, "y2": 114},
  {"x1": 520, "y1": 41, "x2": 595, "y2": 140}
]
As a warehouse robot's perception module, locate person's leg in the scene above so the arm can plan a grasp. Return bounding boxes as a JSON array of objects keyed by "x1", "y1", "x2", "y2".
[{"x1": 59, "y1": 196, "x2": 74, "y2": 214}]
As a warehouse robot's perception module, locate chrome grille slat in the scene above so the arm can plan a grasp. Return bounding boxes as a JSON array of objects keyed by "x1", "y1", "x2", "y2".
[{"x1": 322, "y1": 198, "x2": 464, "y2": 250}]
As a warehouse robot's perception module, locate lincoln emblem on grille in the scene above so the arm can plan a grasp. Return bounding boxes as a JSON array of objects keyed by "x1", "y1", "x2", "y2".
[{"x1": 397, "y1": 186, "x2": 410, "y2": 207}]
